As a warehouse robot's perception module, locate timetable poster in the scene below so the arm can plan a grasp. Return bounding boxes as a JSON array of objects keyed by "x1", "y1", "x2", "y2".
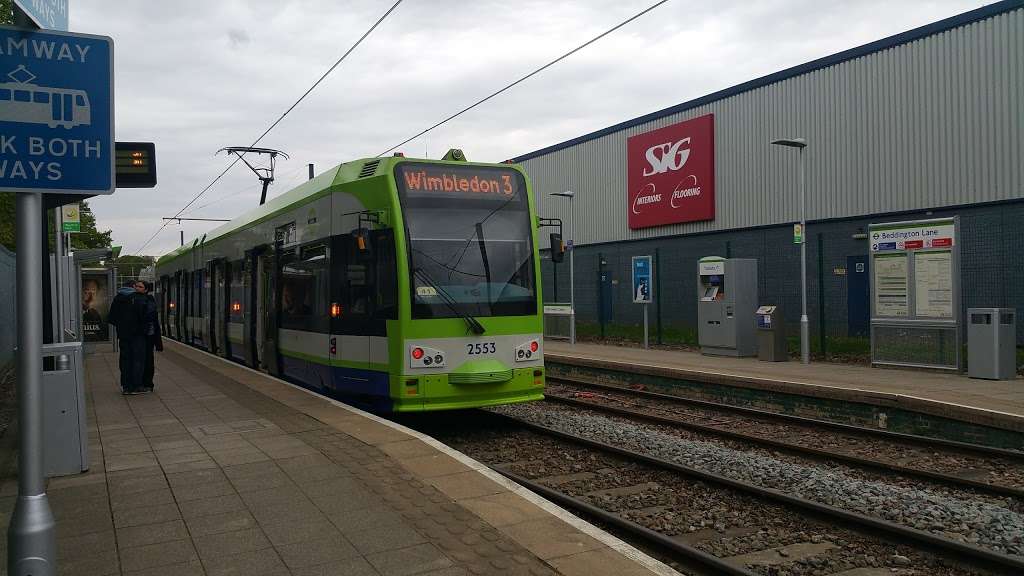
[
  {"x1": 873, "y1": 254, "x2": 908, "y2": 317},
  {"x1": 915, "y1": 251, "x2": 953, "y2": 318}
]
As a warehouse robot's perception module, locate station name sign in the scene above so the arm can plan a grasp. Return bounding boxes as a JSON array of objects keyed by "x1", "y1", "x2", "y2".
[
  {"x1": 627, "y1": 114, "x2": 715, "y2": 229},
  {"x1": 0, "y1": 26, "x2": 114, "y2": 195},
  {"x1": 397, "y1": 164, "x2": 520, "y2": 199},
  {"x1": 870, "y1": 220, "x2": 955, "y2": 252}
]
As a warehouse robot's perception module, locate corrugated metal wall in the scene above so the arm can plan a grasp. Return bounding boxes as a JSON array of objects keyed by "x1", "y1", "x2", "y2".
[{"x1": 524, "y1": 7, "x2": 1023, "y2": 248}]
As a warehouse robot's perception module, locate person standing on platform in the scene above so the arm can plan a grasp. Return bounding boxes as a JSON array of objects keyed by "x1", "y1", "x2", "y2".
[
  {"x1": 141, "y1": 282, "x2": 163, "y2": 392},
  {"x1": 109, "y1": 281, "x2": 148, "y2": 394}
]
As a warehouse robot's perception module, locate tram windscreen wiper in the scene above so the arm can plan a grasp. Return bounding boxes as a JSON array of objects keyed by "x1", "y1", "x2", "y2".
[
  {"x1": 413, "y1": 267, "x2": 486, "y2": 335},
  {"x1": 474, "y1": 222, "x2": 492, "y2": 303}
]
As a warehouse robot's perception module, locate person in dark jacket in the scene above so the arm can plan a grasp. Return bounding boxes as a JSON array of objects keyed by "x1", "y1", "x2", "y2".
[
  {"x1": 109, "y1": 281, "x2": 149, "y2": 394},
  {"x1": 141, "y1": 282, "x2": 163, "y2": 392}
]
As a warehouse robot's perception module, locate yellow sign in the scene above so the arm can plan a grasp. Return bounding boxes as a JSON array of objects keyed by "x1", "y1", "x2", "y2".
[{"x1": 62, "y1": 203, "x2": 81, "y2": 233}]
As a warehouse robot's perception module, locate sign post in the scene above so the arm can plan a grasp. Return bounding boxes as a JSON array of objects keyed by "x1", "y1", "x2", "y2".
[
  {"x1": 632, "y1": 256, "x2": 653, "y2": 349},
  {"x1": 2, "y1": 17, "x2": 113, "y2": 576}
]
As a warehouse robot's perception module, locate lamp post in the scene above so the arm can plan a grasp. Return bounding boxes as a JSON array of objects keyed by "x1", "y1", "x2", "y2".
[
  {"x1": 550, "y1": 191, "x2": 576, "y2": 345},
  {"x1": 771, "y1": 138, "x2": 809, "y2": 364}
]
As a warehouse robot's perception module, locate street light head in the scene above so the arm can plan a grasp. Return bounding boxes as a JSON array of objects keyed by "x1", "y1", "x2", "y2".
[
  {"x1": 550, "y1": 190, "x2": 575, "y2": 198},
  {"x1": 771, "y1": 138, "x2": 807, "y2": 149}
]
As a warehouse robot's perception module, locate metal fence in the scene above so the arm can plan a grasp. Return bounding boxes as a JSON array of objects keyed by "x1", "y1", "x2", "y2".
[{"x1": 0, "y1": 245, "x2": 15, "y2": 368}]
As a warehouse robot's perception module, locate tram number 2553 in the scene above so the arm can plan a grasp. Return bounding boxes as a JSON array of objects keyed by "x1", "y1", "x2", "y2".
[{"x1": 466, "y1": 342, "x2": 496, "y2": 355}]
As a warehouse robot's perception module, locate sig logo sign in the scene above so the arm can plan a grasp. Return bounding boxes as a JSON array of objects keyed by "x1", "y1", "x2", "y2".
[{"x1": 627, "y1": 114, "x2": 714, "y2": 229}]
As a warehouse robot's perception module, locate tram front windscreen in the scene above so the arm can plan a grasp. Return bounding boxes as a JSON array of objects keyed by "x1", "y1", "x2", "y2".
[{"x1": 395, "y1": 163, "x2": 537, "y2": 319}]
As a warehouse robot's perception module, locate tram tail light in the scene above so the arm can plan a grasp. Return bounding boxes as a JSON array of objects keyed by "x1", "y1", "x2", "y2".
[
  {"x1": 169, "y1": 301, "x2": 176, "y2": 310},
  {"x1": 231, "y1": 301, "x2": 241, "y2": 313},
  {"x1": 410, "y1": 345, "x2": 445, "y2": 368},
  {"x1": 330, "y1": 303, "x2": 342, "y2": 318}
]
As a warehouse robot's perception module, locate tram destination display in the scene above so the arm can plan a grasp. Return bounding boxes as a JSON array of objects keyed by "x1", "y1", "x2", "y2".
[{"x1": 397, "y1": 163, "x2": 522, "y2": 200}]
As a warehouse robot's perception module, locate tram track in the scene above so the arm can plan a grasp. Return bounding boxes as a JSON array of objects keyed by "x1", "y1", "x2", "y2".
[
  {"x1": 407, "y1": 409, "x2": 1020, "y2": 575},
  {"x1": 546, "y1": 377, "x2": 1024, "y2": 498}
]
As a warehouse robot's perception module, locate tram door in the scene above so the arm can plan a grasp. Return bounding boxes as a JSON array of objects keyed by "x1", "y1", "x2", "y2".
[
  {"x1": 172, "y1": 271, "x2": 181, "y2": 340},
  {"x1": 255, "y1": 249, "x2": 281, "y2": 375},
  {"x1": 211, "y1": 261, "x2": 226, "y2": 357}
]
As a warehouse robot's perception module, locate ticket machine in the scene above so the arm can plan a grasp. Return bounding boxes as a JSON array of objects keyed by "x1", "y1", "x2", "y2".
[{"x1": 698, "y1": 257, "x2": 758, "y2": 356}]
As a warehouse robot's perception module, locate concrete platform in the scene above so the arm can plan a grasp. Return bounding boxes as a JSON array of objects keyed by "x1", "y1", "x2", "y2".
[
  {"x1": 1, "y1": 340, "x2": 677, "y2": 576},
  {"x1": 545, "y1": 341, "x2": 1024, "y2": 445}
]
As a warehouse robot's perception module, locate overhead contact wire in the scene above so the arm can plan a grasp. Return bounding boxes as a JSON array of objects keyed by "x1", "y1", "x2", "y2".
[
  {"x1": 376, "y1": 0, "x2": 669, "y2": 157},
  {"x1": 133, "y1": 0, "x2": 405, "y2": 254}
]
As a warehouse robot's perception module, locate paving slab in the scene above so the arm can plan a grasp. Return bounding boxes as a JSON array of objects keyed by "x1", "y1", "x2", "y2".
[{"x1": 1, "y1": 341, "x2": 679, "y2": 576}]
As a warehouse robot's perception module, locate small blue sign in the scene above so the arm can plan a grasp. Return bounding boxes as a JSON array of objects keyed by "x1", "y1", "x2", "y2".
[
  {"x1": 0, "y1": 26, "x2": 114, "y2": 195},
  {"x1": 632, "y1": 255, "x2": 652, "y2": 304},
  {"x1": 14, "y1": 0, "x2": 69, "y2": 31},
  {"x1": 876, "y1": 242, "x2": 898, "y2": 251}
]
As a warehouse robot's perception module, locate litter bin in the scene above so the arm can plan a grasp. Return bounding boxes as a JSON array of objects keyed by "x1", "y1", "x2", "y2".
[
  {"x1": 43, "y1": 342, "x2": 89, "y2": 476},
  {"x1": 967, "y1": 308, "x2": 1016, "y2": 380},
  {"x1": 757, "y1": 305, "x2": 787, "y2": 362}
]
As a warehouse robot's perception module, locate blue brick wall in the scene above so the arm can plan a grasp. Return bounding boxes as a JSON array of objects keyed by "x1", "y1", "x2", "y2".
[{"x1": 541, "y1": 201, "x2": 1024, "y2": 345}]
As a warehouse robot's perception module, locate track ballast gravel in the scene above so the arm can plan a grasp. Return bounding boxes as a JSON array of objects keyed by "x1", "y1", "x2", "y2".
[{"x1": 491, "y1": 402, "x2": 1024, "y2": 557}]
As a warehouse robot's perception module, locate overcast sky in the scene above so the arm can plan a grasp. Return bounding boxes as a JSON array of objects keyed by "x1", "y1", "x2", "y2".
[{"x1": 72, "y1": 0, "x2": 987, "y2": 256}]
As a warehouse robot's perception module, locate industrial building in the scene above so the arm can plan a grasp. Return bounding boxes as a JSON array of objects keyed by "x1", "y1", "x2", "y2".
[{"x1": 518, "y1": 0, "x2": 1023, "y2": 353}]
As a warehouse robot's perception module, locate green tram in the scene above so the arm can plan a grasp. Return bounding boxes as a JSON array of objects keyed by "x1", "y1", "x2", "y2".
[{"x1": 155, "y1": 151, "x2": 546, "y2": 412}]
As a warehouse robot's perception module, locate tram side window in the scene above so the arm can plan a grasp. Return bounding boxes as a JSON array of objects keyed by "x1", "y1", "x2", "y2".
[
  {"x1": 335, "y1": 230, "x2": 396, "y2": 322},
  {"x1": 0, "y1": 89, "x2": 10, "y2": 100},
  {"x1": 280, "y1": 244, "x2": 329, "y2": 333},
  {"x1": 229, "y1": 260, "x2": 245, "y2": 322},
  {"x1": 13, "y1": 90, "x2": 29, "y2": 102},
  {"x1": 372, "y1": 230, "x2": 397, "y2": 320}
]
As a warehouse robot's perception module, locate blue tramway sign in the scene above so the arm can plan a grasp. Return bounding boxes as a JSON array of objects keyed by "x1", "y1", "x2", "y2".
[
  {"x1": 13, "y1": 0, "x2": 68, "y2": 31},
  {"x1": 0, "y1": 26, "x2": 114, "y2": 195}
]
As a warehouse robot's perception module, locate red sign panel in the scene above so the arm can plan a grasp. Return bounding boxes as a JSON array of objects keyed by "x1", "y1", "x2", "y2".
[
  {"x1": 627, "y1": 114, "x2": 715, "y2": 229},
  {"x1": 904, "y1": 240, "x2": 924, "y2": 249},
  {"x1": 930, "y1": 238, "x2": 952, "y2": 247}
]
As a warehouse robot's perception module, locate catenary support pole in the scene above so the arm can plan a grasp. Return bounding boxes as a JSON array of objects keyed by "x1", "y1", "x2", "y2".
[
  {"x1": 569, "y1": 196, "x2": 576, "y2": 345},
  {"x1": 8, "y1": 192, "x2": 57, "y2": 576},
  {"x1": 308, "y1": 163, "x2": 314, "y2": 180},
  {"x1": 799, "y1": 147, "x2": 809, "y2": 364}
]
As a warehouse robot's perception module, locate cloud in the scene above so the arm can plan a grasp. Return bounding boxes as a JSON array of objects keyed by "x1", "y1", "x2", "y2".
[
  {"x1": 226, "y1": 28, "x2": 251, "y2": 48},
  {"x1": 69, "y1": 0, "x2": 986, "y2": 256}
]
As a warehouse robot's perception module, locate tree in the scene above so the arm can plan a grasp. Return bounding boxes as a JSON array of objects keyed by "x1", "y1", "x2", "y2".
[
  {"x1": 111, "y1": 255, "x2": 155, "y2": 280},
  {"x1": 0, "y1": 194, "x2": 13, "y2": 252}
]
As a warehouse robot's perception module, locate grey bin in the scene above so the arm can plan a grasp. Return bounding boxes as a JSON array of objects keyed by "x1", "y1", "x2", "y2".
[
  {"x1": 43, "y1": 342, "x2": 89, "y2": 476},
  {"x1": 967, "y1": 308, "x2": 1016, "y2": 380},
  {"x1": 757, "y1": 305, "x2": 787, "y2": 362}
]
